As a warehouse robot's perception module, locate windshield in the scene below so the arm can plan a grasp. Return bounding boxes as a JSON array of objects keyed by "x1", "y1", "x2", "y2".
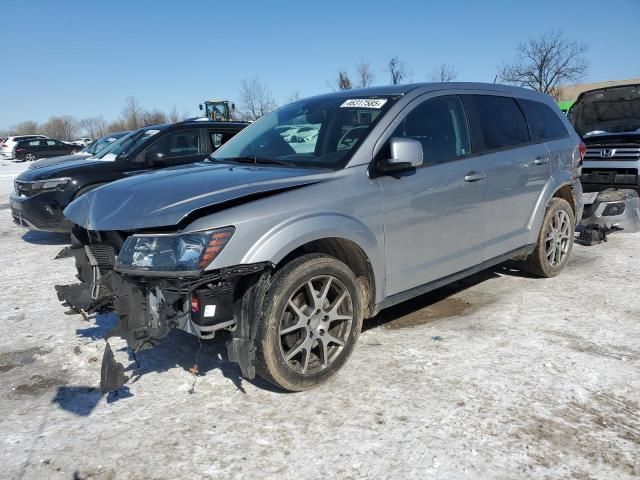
[
  {"x1": 210, "y1": 95, "x2": 399, "y2": 169},
  {"x1": 83, "y1": 134, "x2": 124, "y2": 155},
  {"x1": 570, "y1": 85, "x2": 640, "y2": 136},
  {"x1": 93, "y1": 131, "x2": 137, "y2": 160},
  {"x1": 96, "y1": 127, "x2": 164, "y2": 161}
]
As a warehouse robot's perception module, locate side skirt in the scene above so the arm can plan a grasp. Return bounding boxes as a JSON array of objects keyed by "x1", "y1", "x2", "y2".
[{"x1": 372, "y1": 245, "x2": 535, "y2": 316}]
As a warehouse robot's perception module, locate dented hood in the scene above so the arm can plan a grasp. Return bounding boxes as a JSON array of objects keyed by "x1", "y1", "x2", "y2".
[{"x1": 64, "y1": 161, "x2": 333, "y2": 231}]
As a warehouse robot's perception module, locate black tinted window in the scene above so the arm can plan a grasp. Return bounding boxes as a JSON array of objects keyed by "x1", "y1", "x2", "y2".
[
  {"x1": 465, "y1": 95, "x2": 529, "y2": 151},
  {"x1": 145, "y1": 129, "x2": 200, "y2": 160},
  {"x1": 519, "y1": 99, "x2": 568, "y2": 141},
  {"x1": 209, "y1": 131, "x2": 235, "y2": 152},
  {"x1": 392, "y1": 95, "x2": 471, "y2": 165}
]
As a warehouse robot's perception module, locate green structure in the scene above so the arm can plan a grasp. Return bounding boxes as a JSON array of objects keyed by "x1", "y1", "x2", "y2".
[{"x1": 557, "y1": 100, "x2": 575, "y2": 115}]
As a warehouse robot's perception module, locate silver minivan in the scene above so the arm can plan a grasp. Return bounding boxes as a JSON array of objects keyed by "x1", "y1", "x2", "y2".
[{"x1": 58, "y1": 83, "x2": 584, "y2": 391}]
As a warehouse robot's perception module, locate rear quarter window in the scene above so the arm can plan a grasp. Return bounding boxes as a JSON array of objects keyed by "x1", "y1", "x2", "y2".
[
  {"x1": 464, "y1": 95, "x2": 530, "y2": 152},
  {"x1": 518, "y1": 98, "x2": 569, "y2": 142}
]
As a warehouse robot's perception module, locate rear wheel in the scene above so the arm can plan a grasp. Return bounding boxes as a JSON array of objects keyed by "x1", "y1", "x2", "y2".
[
  {"x1": 523, "y1": 197, "x2": 575, "y2": 277},
  {"x1": 255, "y1": 254, "x2": 363, "y2": 391},
  {"x1": 25, "y1": 153, "x2": 36, "y2": 162}
]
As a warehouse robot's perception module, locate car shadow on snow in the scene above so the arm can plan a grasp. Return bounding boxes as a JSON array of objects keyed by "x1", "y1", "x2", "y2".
[
  {"x1": 21, "y1": 230, "x2": 70, "y2": 245},
  {"x1": 75, "y1": 311, "x2": 119, "y2": 340},
  {"x1": 58, "y1": 312, "x2": 280, "y2": 416},
  {"x1": 364, "y1": 267, "x2": 503, "y2": 331},
  {"x1": 123, "y1": 329, "x2": 280, "y2": 394},
  {"x1": 56, "y1": 260, "x2": 538, "y2": 414}
]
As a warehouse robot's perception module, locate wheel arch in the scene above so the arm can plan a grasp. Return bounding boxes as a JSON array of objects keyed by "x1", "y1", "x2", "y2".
[
  {"x1": 239, "y1": 214, "x2": 384, "y2": 317},
  {"x1": 527, "y1": 173, "x2": 581, "y2": 244}
]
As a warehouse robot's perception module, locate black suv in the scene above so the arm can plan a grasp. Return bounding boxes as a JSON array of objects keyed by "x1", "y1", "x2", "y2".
[
  {"x1": 14, "y1": 138, "x2": 80, "y2": 161},
  {"x1": 10, "y1": 119, "x2": 248, "y2": 232}
]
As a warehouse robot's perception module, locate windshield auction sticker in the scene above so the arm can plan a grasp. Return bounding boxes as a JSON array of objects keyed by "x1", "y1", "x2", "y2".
[{"x1": 340, "y1": 98, "x2": 388, "y2": 109}]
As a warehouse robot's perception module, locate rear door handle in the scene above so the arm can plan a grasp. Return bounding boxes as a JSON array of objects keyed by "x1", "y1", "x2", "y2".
[
  {"x1": 534, "y1": 156, "x2": 550, "y2": 165},
  {"x1": 464, "y1": 171, "x2": 487, "y2": 182}
]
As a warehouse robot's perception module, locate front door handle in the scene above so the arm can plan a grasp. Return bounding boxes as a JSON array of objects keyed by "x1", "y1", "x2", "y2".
[
  {"x1": 534, "y1": 156, "x2": 550, "y2": 165},
  {"x1": 464, "y1": 171, "x2": 487, "y2": 182}
]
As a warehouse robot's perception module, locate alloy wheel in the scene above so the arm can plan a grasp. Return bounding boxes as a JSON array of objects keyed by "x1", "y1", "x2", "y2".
[
  {"x1": 545, "y1": 210, "x2": 571, "y2": 266},
  {"x1": 278, "y1": 275, "x2": 354, "y2": 375}
]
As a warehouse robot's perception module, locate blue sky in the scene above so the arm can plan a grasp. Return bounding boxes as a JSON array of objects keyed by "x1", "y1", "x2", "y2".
[{"x1": 1, "y1": 0, "x2": 639, "y2": 129}]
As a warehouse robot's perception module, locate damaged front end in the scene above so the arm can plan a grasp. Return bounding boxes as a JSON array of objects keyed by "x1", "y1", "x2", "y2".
[{"x1": 55, "y1": 226, "x2": 271, "y2": 392}]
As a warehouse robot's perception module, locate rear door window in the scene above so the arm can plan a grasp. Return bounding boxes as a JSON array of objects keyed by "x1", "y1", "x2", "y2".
[
  {"x1": 144, "y1": 129, "x2": 201, "y2": 162},
  {"x1": 391, "y1": 95, "x2": 471, "y2": 166},
  {"x1": 464, "y1": 95, "x2": 530, "y2": 151},
  {"x1": 518, "y1": 99, "x2": 569, "y2": 142},
  {"x1": 209, "y1": 131, "x2": 236, "y2": 152}
]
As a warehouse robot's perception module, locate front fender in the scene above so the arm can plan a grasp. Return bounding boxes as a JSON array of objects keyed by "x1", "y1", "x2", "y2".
[{"x1": 239, "y1": 213, "x2": 385, "y2": 302}]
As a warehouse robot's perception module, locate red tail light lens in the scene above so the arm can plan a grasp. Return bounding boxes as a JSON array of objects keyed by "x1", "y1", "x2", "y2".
[{"x1": 578, "y1": 142, "x2": 587, "y2": 161}]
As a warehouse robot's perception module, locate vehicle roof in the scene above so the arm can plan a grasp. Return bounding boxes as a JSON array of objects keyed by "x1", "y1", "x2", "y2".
[
  {"x1": 99, "y1": 131, "x2": 129, "y2": 138},
  {"x1": 140, "y1": 120, "x2": 249, "y2": 131},
  {"x1": 303, "y1": 82, "x2": 551, "y2": 102}
]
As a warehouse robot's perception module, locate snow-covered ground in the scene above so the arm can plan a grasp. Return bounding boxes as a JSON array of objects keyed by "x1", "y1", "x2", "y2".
[{"x1": 1, "y1": 158, "x2": 639, "y2": 479}]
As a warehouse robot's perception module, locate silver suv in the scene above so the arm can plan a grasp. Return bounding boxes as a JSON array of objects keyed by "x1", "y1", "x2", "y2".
[{"x1": 58, "y1": 83, "x2": 584, "y2": 392}]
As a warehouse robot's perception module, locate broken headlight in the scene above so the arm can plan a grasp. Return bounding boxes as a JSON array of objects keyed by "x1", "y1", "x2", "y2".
[{"x1": 115, "y1": 227, "x2": 235, "y2": 274}]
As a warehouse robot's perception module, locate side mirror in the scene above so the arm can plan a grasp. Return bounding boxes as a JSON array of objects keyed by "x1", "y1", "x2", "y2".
[
  {"x1": 376, "y1": 137, "x2": 423, "y2": 175},
  {"x1": 199, "y1": 104, "x2": 203, "y2": 111},
  {"x1": 231, "y1": 103, "x2": 236, "y2": 110}
]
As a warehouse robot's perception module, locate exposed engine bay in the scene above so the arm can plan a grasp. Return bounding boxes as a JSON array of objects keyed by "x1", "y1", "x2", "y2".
[{"x1": 55, "y1": 227, "x2": 271, "y2": 392}]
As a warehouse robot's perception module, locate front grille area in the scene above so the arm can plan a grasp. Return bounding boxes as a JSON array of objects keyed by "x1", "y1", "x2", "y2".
[
  {"x1": 87, "y1": 244, "x2": 116, "y2": 268},
  {"x1": 581, "y1": 168, "x2": 638, "y2": 185},
  {"x1": 584, "y1": 143, "x2": 640, "y2": 161}
]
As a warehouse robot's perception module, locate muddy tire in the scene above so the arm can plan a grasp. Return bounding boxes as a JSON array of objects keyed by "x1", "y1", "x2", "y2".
[
  {"x1": 254, "y1": 253, "x2": 363, "y2": 392},
  {"x1": 523, "y1": 197, "x2": 575, "y2": 277}
]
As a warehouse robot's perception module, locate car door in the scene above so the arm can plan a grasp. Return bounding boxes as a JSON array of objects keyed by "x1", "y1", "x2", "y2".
[
  {"x1": 43, "y1": 139, "x2": 59, "y2": 157},
  {"x1": 375, "y1": 94, "x2": 487, "y2": 296},
  {"x1": 142, "y1": 128, "x2": 208, "y2": 168},
  {"x1": 463, "y1": 94, "x2": 550, "y2": 259}
]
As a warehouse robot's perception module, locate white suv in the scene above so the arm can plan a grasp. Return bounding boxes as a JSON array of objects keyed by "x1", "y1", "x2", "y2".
[{"x1": 0, "y1": 135, "x2": 48, "y2": 159}]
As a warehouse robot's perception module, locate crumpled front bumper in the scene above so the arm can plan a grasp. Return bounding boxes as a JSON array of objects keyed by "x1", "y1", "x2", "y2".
[{"x1": 55, "y1": 241, "x2": 270, "y2": 391}]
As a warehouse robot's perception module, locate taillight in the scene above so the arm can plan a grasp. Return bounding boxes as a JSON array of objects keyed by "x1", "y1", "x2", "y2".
[
  {"x1": 15, "y1": 148, "x2": 24, "y2": 152},
  {"x1": 578, "y1": 142, "x2": 587, "y2": 161}
]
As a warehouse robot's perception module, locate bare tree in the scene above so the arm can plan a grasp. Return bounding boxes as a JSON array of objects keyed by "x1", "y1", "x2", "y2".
[
  {"x1": 387, "y1": 57, "x2": 410, "y2": 85},
  {"x1": 140, "y1": 109, "x2": 168, "y2": 126},
  {"x1": 239, "y1": 77, "x2": 277, "y2": 120},
  {"x1": 106, "y1": 119, "x2": 127, "y2": 133},
  {"x1": 167, "y1": 105, "x2": 189, "y2": 123},
  {"x1": 287, "y1": 90, "x2": 302, "y2": 102},
  {"x1": 9, "y1": 120, "x2": 40, "y2": 136},
  {"x1": 430, "y1": 63, "x2": 458, "y2": 82},
  {"x1": 79, "y1": 116, "x2": 107, "y2": 139},
  {"x1": 499, "y1": 30, "x2": 588, "y2": 97},
  {"x1": 41, "y1": 116, "x2": 78, "y2": 141},
  {"x1": 337, "y1": 71, "x2": 353, "y2": 90},
  {"x1": 121, "y1": 96, "x2": 143, "y2": 130},
  {"x1": 356, "y1": 61, "x2": 375, "y2": 88}
]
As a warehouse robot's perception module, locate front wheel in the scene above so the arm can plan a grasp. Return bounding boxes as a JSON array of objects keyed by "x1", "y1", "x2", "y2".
[
  {"x1": 523, "y1": 197, "x2": 575, "y2": 277},
  {"x1": 254, "y1": 254, "x2": 363, "y2": 391}
]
